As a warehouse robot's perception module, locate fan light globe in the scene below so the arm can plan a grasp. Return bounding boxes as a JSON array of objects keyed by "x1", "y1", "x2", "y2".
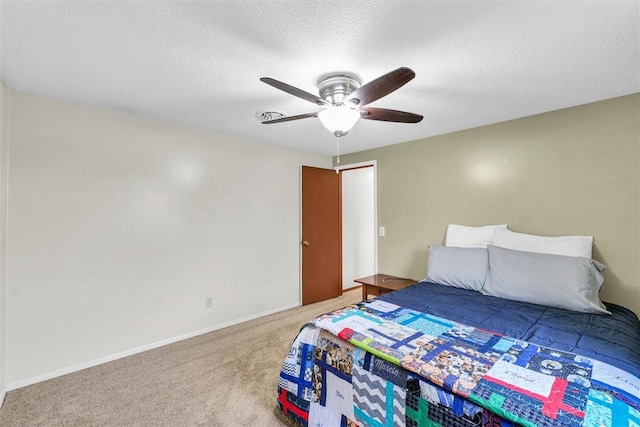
[{"x1": 318, "y1": 106, "x2": 361, "y2": 136}]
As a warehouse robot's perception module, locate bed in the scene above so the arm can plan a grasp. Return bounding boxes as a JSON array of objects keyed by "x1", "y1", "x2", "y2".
[{"x1": 276, "y1": 226, "x2": 640, "y2": 427}]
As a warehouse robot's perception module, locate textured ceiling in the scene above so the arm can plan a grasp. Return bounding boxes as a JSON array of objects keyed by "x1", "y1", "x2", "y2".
[{"x1": 1, "y1": 1, "x2": 638, "y2": 156}]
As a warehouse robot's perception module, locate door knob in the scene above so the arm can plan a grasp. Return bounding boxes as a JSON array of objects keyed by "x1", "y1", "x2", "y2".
[{"x1": 302, "y1": 240, "x2": 310, "y2": 246}]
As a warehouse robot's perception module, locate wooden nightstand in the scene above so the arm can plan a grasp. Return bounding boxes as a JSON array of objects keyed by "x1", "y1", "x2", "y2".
[{"x1": 354, "y1": 274, "x2": 417, "y2": 300}]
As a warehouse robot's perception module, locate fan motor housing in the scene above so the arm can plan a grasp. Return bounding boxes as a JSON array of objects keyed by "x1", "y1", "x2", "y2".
[{"x1": 318, "y1": 74, "x2": 361, "y2": 105}]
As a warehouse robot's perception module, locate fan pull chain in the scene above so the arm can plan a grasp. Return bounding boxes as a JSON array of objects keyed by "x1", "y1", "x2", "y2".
[{"x1": 336, "y1": 135, "x2": 340, "y2": 173}]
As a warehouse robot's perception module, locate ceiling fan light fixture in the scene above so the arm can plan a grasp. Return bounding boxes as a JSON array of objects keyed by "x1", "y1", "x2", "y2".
[
  {"x1": 260, "y1": 67, "x2": 422, "y2": 133},
  {"x1": 318, "y1": 106, "x2": 361, "y2": 137}
]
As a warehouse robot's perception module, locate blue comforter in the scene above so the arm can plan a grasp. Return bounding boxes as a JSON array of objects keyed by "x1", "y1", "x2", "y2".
[{"x1": 379, "y1": 280, "x2": 640, "y2": 377}]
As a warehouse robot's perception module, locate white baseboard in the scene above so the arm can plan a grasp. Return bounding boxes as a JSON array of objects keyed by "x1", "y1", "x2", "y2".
[
  {"x1": 0, "y1": 387, "x2": 6, "y2": 408},
  {"x1": 6, "y1": 301, "x2": 299, "y2": 392}
]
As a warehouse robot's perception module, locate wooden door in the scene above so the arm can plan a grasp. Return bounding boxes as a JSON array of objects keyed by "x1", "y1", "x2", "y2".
[{"x1": 301, "y1": 166, "x2": 342, "y2": 305}]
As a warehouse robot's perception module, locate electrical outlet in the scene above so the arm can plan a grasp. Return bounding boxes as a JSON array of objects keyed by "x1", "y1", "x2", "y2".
[{"x1": 205, "y1": 296, "x2": 212, "y2": 308}]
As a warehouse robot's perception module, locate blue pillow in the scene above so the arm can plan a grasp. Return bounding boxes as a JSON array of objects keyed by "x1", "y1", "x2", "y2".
[
  {"x1": 482, "y1": 245, "x2": 609, "y2": 314},
  {"x1": 426, "y1": 246, "x2": 488, "y2": 291}
]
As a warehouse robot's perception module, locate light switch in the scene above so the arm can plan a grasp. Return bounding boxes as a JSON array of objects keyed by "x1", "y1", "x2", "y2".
[{"x1": 379, "y1": 226, "x2": 385, "y2": 237}]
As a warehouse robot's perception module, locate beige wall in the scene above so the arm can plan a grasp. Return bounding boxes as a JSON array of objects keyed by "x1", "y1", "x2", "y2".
[
  {"x1": 0, "y1": 77, "x2": 7, "y2": 401},
  {"x1": 5, "y1": 90, "x2": 331, "y2": 387},
  {"x1": 339, "y1": 94, "x2": 640, "y2": 317}
]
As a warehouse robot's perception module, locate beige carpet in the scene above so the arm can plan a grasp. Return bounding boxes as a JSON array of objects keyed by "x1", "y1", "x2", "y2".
[{"x1": 0, "y1": 289, "x2": 362, "y2": 426}]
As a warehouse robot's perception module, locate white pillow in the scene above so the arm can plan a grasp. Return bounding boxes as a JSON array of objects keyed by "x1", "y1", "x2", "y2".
[
  {"x1": 445, "y1": 224, "x2": 508, "y2": 248},
  {"x1": 490, "y1": 228, "x2": 593, "y2": 258}
]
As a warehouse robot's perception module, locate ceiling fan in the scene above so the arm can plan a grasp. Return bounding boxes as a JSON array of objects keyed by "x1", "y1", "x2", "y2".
[{"x1": 260, "y1": 67, "x2": 423, "y2": 137}]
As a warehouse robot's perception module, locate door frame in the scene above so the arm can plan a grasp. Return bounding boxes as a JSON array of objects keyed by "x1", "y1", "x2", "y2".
[
  {"x1": 335, "y1": 160, "x2": 378, "y2": 280},
  {"x1": 298, "y1": 161, "x2": 378, "y2": 305}
]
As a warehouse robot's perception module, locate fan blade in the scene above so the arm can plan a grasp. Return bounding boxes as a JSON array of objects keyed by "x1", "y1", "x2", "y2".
[
  {"x1": 346, "y1": 67, "x2": 416, "y2": 107},
  {"x1": 360, "y1": 107, "x2": 423, "y2": 123},
  {"x1": 261, "y1": 112, "x2": 318, "y2": 124},
  {"x1": 260, "y1": 77, "x2": 330, "y2": 106}
]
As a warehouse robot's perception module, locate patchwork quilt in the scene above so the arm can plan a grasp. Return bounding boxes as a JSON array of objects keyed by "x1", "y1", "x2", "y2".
[{"x1": 277, "y1": 299, "x2": 640, "y2": 427}]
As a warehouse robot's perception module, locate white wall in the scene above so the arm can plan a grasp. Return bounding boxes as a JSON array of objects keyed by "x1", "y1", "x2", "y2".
[
  {"x1": 0, "y1": 77, "x2": 8, "y2": 403},
  {"x1": 5, "y1": 90, "x2": 331, "y2": 387},
  {"x1": 341, "y1": 167, "x2": 375, "y2": 288}
]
